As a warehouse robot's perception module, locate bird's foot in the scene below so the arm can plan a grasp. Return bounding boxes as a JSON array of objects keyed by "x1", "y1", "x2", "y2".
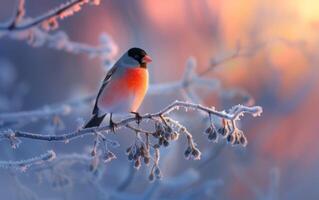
[
  {"x1": 109, "y1": 119, "x2": 117, "y2": 132},
  {"x1": 109, "y1": 114, "x2": 117, "y2": 133},
  {"x1": 131, "y1": 112, "x2": 142, "y2": 125}
]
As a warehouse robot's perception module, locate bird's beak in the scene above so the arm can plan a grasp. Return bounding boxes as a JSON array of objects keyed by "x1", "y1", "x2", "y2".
[{"x1": 142, "y1": 55, "x2": 152, "y2": 63}]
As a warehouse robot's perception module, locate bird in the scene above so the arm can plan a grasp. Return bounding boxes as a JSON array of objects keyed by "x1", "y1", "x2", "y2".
[{"x1": 84, "y1": 47, "x2": 152, "y2": 129}]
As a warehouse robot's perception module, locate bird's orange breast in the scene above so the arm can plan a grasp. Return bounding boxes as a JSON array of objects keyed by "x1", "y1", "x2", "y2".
[
  {"x1": 123, "y1": 68, "x2": 149, "y2": 112},
  {"x1": 98, "y1": 67, "x2": 149, "y2": 113}
]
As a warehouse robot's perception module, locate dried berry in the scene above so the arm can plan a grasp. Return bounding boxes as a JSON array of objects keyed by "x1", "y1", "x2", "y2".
[
  {"x1": 218, "y1": 127, "x2": 228, "y2": 137},
  {"x1": 91, "y1": 149, "x2": 96, "y2": 157},
  {"x1": 180, "y1": 127, "x2": 186, "y2": 132},
  {"x1": 239, "y1": 135, "x2": 247, "y2": 146},
  {"x1": 128, "y1": 152, "x2": 134, "y2": 161},
  {"x1": 170, "y1": 132, "x2": 179, "y2": 141},
  {"x1": 126, "y1": 146, "x2": 132, "y2": 154},
  {"x1": 153, "y1": 131, "x2": 160, "y2": 138},
  {"x1": 154, "y1": 166, "x2": 162, "y2": 179},
  {"x1": 148, "y1": 173, "x2": 154, "y2": 182},
  {"x1": 134, "y1": 158, "x2": 141, "y2": 169},
  {"x1": 164, "y1": 132, "x2": 171, "y2": 140},
  {"x1": 205, "y1": 126, "x2": 213, "y2": 134},
  {"x1": 184, "y1": 146, "x2": 192, "y2": 159},
  {"x1": 227, "y1": 134, "x2": 235, "y2": 144},
  {"x1": 163, "y1": 140, "x2": 169, "y2": 147},
  {"x1": 158, "y1": 137, "x2": 164, "y2": 146},
  {"x1": 208, "y1": 130, "x2": 217, "y2": 141},
  {"x1": 191, "y1": 148, "x2": 201, "y2": 160},
  {"x1": 154, "y1": 166, "x2": 161, "y2": 176}
]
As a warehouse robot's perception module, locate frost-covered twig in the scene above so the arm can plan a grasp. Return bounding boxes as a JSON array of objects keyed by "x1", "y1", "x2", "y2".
[
  {"x1": 0, "y1": 1, "x2": 117, "y2": 62},
  {"x1": 0, "y1": 150, "x2": 56, "y2": 170},
  {"x1": 10, "y1": 29, "x2": 117, "y2": 62},
  {"x1": 0, "y1": 0, "x2": 100, "y2": 31},
  {"x1": 0, "y1": 100, "x2": 262, "y2": 178},
  {"x1": 0, "y1": 101, "x2": 262, "y2": 142}
]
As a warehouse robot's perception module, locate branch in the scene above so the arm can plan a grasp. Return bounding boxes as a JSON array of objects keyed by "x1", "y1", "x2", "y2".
[
  {"x1": 0, "y1": 0, "x2": 100, "y2": 31},
  {"x1": 0, "y1": 100, "x2": 261, "y2": 178},
  {"x1": 0, "y1": 101, "x2": 262, "y2": 143},
  {"x1": 0, "y1": 1, "x2": 117, "y2": 62},
  {"x1": 10, "y1": 29, "x2": 117, "y2": 62},
  {"x1": 0, "y1": 150, "x2": 56, "y2": 171}
]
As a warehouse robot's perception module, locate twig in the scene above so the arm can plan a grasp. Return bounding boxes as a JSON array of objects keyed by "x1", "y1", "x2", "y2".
[
  {"x1": 0, "y1": 150, "x2": 56, "y2": 170},
  {"x1": 0, "y1": 1, "x2": 117, "y2": 62},
  {"x1": 0, "y1": 0, "x2": 100, "y2": 31},
  {"x1": 0, "y1": 101, "x2": 262, "y2": 143}
]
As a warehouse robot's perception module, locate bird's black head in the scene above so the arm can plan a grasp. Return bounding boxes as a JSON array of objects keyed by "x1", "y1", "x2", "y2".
[{"x1": 128, "y1": 47, "x2": 151, "y2": 67}]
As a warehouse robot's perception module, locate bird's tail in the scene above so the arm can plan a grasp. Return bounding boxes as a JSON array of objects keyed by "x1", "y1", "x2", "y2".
[{"x1": 84, "y1": 114, "x2": 106, "y2": 128}]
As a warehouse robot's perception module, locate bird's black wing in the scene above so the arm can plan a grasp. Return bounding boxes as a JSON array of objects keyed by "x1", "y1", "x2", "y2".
[{"x1": 92, "y1": 65, "x2": 118, "y2": 115}]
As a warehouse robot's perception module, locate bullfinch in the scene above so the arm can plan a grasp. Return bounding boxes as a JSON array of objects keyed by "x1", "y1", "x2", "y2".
[{"x1": 84, "y1": 47, "x2": 152, "y2": 128}]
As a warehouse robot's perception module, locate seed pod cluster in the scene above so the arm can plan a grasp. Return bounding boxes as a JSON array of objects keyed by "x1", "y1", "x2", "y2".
[
  {"x1": 149, "y1": 165, "x2": 162, "y2": 182},
  {"x1": 126, "y1": 144, "x2": 151, "y2": 169},
  {"x1": 184, "y1": 146, "x2": 201, "y2": 160},
  {"x1": 226, "y1": 131, "x2": 248, "y2": 147},
  {"x1": 204, "y1": 125, "x2": 218, "y2": 142},
  {"x1": 154, "y1": 122, "x2": 179, "y2": 148},
  {"x1": 205, "y1": 123, "x2": 248, "y2": 147}
]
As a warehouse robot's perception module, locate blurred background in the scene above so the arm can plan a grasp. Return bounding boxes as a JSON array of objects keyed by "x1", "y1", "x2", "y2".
[{"x1": 0, "y1": 0, "x2": 319, "y2": 199}]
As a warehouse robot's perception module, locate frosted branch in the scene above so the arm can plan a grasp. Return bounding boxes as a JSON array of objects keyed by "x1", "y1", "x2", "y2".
[
  {"x1": 0, "y1": 1, "x2": 117, "y2": 62},
  {"x1": 0, "y1": 101, "x2": 262, "y2": 142},
  {"x1": 0, "y1": 150, "x2": 56, "y2": 171},
  {"x1": 0, "y1": 0, "x2": 100, "y2": 31},
  {"x1": 0, "y1": 100, "x2": 262, "y2": 177}
]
